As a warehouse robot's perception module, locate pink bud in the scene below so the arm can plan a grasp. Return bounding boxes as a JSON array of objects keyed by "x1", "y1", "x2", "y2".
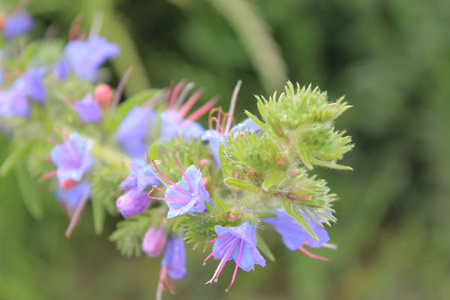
[
  {"x1": 59, "y1": 178, "x2": 77, "y2": 189},
  {"x1": 202, "y1": 177, "x2": 209, "y2": 192},
  {"x1": 142, "y1": 226, "x2": 166, "y2": 257},
  {"x1": 94, "y1": 84, "x2": 113, "y2": 106}
]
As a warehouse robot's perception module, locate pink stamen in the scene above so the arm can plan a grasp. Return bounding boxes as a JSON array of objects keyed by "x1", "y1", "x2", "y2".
[
  {"x1": 42, "y1": 169, "x2": 57, "y2": 180},
  {"x1": 203, "y1": 235, "x2": 235, "y2": 265},
  {"x1": 207, "y1": 233, "x2": 231, "y2": 244},
  {"x1": 275, "y1": 156, "x2": 288, "y2": 165},
  {"x1": 199, "y1": 159, "x2": 209, "y2": 170},
  {"x1": 65, "y1": 187, "x2": 90, "y2": 238},
  {"x1": 41, "y1": 157, "x2": 53, "y2": 162},
  {"x1": 153, "y1": 186, "x2": 187, "y2": 201},
  {"x1": 178, "y1": 89, "x2": 203, "y2": 118},
  {"x1": 169, "y1": 81, "x2": 185, "y2": 108},
  {"x1": 148, "y1": 187, "x2": 187, "y2": 204},
  {"x1": 151, "y1": 161, "x2": 190, "y2": 197},
  {"x1": 185, "y1": 98, "x2": 218, "y2": 122},
  {"x1": 174, "y1": 82, "x2": 195, "y2": 109},
  {"x1": 226, "y1": 240, "x2": 244, "y2": 292},
  {"x1": 110, "y1": 65, "x2": 134, "y2": 112},
  {"x1": 173, "y1": 152, "x2": 194, "y2": 192},
  {"x1": 299, "y1": 247, "x2": 329, "y2": 261},
  {"x1": 224, "y1": 80, "x2": 242, "y2": 134},
  {"x1": 213, "y1": 240, "x2": 237, "y2": 283}
]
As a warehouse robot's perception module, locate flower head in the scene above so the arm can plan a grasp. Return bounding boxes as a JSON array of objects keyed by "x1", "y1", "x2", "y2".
[
  {"x1": 116, "y1": 190, "x2": 151, "y2": 218},
  {"x1": 203, "y1": 221, "x2": 266, "y2": 291},
  {"x1": 50, "y1": 132, "x2": 93, "y2": 182},
  {"x1": 75, "y1": 93, "x2": 102, "y2": 123},
  {"x1": 116, "y1": 106, "x2": 156, "y2": 157},
  {"x1": 65, "y1": 35, "x2": 119, "y2": 81},
  {"x1": 3, "y1": 11, "x2": 33, "y2": 39},
  {"x1": 119, "y1": 158, "x2": 161, "y2": 192},
  {"x1": 148, "y1": 158, "x2": 211, "y2": 219},
  {"x1": 142, "y1": 225, "x2": 166, "y2": 257}
]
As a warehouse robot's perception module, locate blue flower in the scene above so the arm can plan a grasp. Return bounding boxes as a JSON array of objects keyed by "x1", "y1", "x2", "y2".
[
  {"x1": 263, "y1": 208, "x2": 330, "y2": 250},
  {"x1": 0, "y1": 85, "x2": 29, "y2": 117},
  {"x1": 161, "y1": 236, "x2": 187, "y2": 279},
  {"x1": 148, "y1": 164, "x2": 210, "y2": 219},
  {"x1": 201, "y1": 129, "x2": 225, "y2": 166},
  {"x1": 55, "y1": 181, "x2": 90, "y2": 212},
  {"x1": 3, "y1": 11, "x2": 33, "y2": 39},
  {"x1": 50, "y1": 132, "x2": 93, "y2": 182},
  {"x1": 119, "y1": 158, "x2": 160, "y2": 192},
  {"x1": 160, "y1": 110, "x2": 205, "y2": 140},
  {"x1": 65, "y1": 35, "x2": 119, "y2": 81},
  {"x1": 204, "y1": 221, "x2": 266, "y2": 291},
  {"x1": 116, "y1": 190, "x2": 151, "y2": 218},
  {"x1": 53, "y1": 58, "x2": 70, "y2": 80},
  {"x1": 230, "y1": 118, "x2": 261, "y2": 135},
  {"x1": 75, "y1": 93, "x2": 102, "y2": 123},
  {"x1": 116, "y1": 106, "x2": 156, "y2": 157},
  {"x1": 142, "y1": 225, "x2": 166, "y2": 257}
]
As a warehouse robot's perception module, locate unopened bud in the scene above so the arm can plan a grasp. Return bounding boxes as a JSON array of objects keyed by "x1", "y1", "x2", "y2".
[
  {"x1": 142, "y1": 226, "x2": 166, "y2": 257},
  {"x1": 94, "y1": 84, "x2": 113, "y2": 106},
  {"x1": 116, "y1": 190, "x2": 150, "y2": 218},
  {"x1": 59, "y1": 178, "x2": 77, "y2": 189}
]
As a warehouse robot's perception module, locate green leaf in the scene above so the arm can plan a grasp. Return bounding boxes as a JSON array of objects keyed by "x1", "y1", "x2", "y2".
[
  {"x1": 91, "y1": 195, "x2": 106, "y2": 235},
  {"x1": 14, "y1": 163, "x2": 43, "y2": 220},
  {"x1": 224, "y1": 178, "x2": 260, "y2": 194},
  {"x1": 1, "y1": 142, "x2": 33, "y2": 176},
  {"x1": 262, "y1": 166, "x2": 285, "y2": 191},
  {"x1": 257, "y1": 234, "x2": 275, "y2": 262},
  {"x1": 281, "y1": 199, "x2": 318, "y2": 240}
]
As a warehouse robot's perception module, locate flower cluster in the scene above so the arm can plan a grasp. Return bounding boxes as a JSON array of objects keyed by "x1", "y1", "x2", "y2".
[{"x1": 1, "y1": 8, "x2": 353, "y2": 300}]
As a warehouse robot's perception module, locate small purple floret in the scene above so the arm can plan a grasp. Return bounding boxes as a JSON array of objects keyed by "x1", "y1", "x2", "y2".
[
  {"x1": 142, "y1": 226, "x2": 166, "y2": 257},
  {"x1": 160, "y1": 110, "x2": 205, "y2": 140},
  {"x1": 65, "y1": 35, "x2": 119, "y2": 81},
  {"x1": 161, "y1": 236, "x2": 187, "y2": 279},
  {"x1": 0, "y1": 85, "x2": 29, "y2": 117},
  {"x1": 50, "y1": 132, "x2": 93, "y2": 182},
  {"x1": 3, "y1": 11, "x2": 34, "y2": 39},
  {"x1": 116, "y1": 190, "x2": 150, "y2": 218},
  {"x1": 75, "y1": 93, "x2": 102, "y2": 123},
  {"x1": 55, "y1": 181, "x2": 90, "y2": 211},
  {"x1": 119, "y1": 159, "x2": 161, "y2": 192}
]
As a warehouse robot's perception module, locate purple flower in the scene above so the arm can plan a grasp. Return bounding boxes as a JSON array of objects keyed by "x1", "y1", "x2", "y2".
[
  {"x1": 75, "y1": 93, "x2": 102, "y2": 123},
  {"x1": 3, "y1": 11, "x2": 33, "y2": 39},
  {"x1": 55, "y1": 181, "x2": 90, "y2": 212},
  {"x1": 65, "y1": 35, "x2": 119, "y2": 81},
  {"x1": 11, "y1": 68, "x2": 46, "y2": 103},
  {"x1": 230, "y1": 118, "x2": 261, "y2": 135},
  {"x1": 204, "y1": 221, "x2": 266, "y2": 291},
  {"x1": 201, "y1": 129, "x2": 225, "y2": 166},
  {"x1": 0, "y1": 85, "x2": 29, "y2": 117},
  {"x1": 263, "y1": 208, "x2": 330, "y2": 250},
  {"x1": 148, "y1": 163, "x2": 210, "y2": 219},
  {"x1": 116, "y1": 190, "x2": 150, "y2": 218},
  {"x1": 116, "y1": 106, "x2": 156, "y2": 157},
  {"x1": 142, "y1": 226, "x2": 166, "y2": 257},
  {"x1": 50, "y1": 132, "x2": 93, "y2": 182},
  {"x1": 53, "y1": 58, "x2": 70, "y2": 80},
  {"x1": 161, "y1": 236, "x2": 187, "y2": 279},
  {"x1": 119, "y1": 159, "x2": 161, "y2": 192}
]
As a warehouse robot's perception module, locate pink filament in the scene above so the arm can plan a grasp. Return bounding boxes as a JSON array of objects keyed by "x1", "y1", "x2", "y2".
[
  {"x1": 226, "y1": 239, "x2": 244, "y2": 291},
  {"x1": 207, "y1": 233, "x2": 231, "y2": 244},
  {"x1": 151, "y1": 161, "x2": 190, "y2": 197},
  {"x1": 178, "y1": 89, "x2": 203, "y2": 118},
  {"x1": 299, "y1": 247, "x2": 329, "y2": 261},
  {"x1": 203, "y1": 235, "x2": 235, "y2": 265},
  {"x1": 173, "y1": 152, "x2": 194, "y2": 192},
  {"x1": 185, "y1": 98, "x2": 218, "y2": 122},
  {"x1": 169, "y1": 81, "x2": 185, "y2": 108},
  {"x1": 42, "y1": 169, "x2": 57, "y2": 180}
]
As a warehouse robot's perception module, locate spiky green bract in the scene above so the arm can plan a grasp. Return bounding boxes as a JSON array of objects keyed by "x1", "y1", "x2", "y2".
[{"x1": 246, "y1": 81, "x2": 353, "y2": 170}]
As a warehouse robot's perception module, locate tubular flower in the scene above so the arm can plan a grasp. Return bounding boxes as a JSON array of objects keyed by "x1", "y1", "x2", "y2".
[
  {"x1": 65, "y1": 35, "x2": 119, "y2": 81},
  {"x1": 50, "y1": 132, "x2": 93, "y2": 182},
  {"x1": 55, "y1": 181, "x2": 90, "y2": 212},
  {"x1": 119, "y1": 158, "x2": 161, "y2": 192},
  {"x1": 13, "y1": 68, "x2": 47, "y2": 103},
  {"x1": 116, "y1": 106, "x2": 156, "y2": 157},
  {"x1": 160, "y1": 81, "x2": 217, "y2": 140},
  {"x1": 142, "y1": 225, "x2": 166, "y2": 257},
  {"x1": 204, "y1": 221, "x2": 266, "y2": 291},
  {"x1": 116, "y1": 190, "x2": 151, "y2": 218},
  {"x1": 75, "y1": 93, "x2": 102, "y2": 123},
  {"x1": 148, "y1": 159, "x2": 211, "y2": 219},
  {"x1": 263, "y1": 208, "x2": 330, "y2": 261},
  {"x1": 157, "y1": 235, "x2": 187, "y2": 297},
  {"x1": 0, "y1": 85, "x2": 29, "y2": 117}
]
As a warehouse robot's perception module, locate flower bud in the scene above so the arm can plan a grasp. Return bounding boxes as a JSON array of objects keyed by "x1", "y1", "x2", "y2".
[
  {"x1": 142, "y1": 226, "x2": 166, "y2": 257},
  {"x1": 59, "y1": 178, "x2": 77, "y2": 189},
  {"x1": 116, "y1": 190, "x2": 150, "y2": 218},
  {"x1": 94, "y1": 84, "x2": 113, "y2": 106}
]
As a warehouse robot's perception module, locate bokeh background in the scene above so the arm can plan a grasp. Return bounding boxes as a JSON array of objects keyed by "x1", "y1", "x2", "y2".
[{"x1": 1, "y1": 0, "x2": 449, "y2": 299}]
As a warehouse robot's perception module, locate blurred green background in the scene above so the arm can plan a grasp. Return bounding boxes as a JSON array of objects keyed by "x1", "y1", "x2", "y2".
[{"x1": 1, "y1": 0, "x2": 449, "y2": 299}]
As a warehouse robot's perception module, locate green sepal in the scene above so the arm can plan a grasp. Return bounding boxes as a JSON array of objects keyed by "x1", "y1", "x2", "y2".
[
  {"x1": 281, "y1": 199, "x2": 318, "y2": 240},
  {"x1": 91, "y1": 195, "x2": 106, "y2": 235},
  {"x1": 262, "y1": 166, "x2": 285, "y2": 191}
]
